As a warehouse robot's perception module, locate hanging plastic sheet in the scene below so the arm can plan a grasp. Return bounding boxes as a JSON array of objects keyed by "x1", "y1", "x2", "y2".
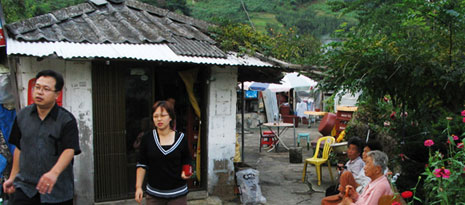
[{"x1": 0, "y1": 74, "x2": 14, "y2": 104}]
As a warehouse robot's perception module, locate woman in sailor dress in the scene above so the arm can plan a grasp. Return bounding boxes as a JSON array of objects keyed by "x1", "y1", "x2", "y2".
[{"x1": 135, "y1": 101, "x2": 192, "y2": 205}]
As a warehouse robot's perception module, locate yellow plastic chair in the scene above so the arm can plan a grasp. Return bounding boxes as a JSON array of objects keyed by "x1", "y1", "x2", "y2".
[{"x1": 302, "y1": 136, "x2": 335, "y2": 185}]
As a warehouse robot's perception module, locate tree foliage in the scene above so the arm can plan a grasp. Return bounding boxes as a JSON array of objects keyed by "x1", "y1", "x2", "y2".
[
  {"x1": 320, "y1": 0, "x2": 465, "y2": 201},
  {"x1": 209, "y1": 22, "x2": 321, "y2": 65},
  {"x1": 320, "y1": 0, "x2": 465, "y2": 113}
]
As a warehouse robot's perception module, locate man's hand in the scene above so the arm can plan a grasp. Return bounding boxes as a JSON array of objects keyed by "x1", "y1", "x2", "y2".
[
  {"x1": 36, "y1": 171, "x2": 59, "y2": 194},
  {"x1": 3, "y1": 178, "x2": 16, "y2": 194}
]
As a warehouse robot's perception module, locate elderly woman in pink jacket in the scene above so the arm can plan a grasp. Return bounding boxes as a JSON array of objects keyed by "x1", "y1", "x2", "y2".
[{"x1": 340, "y1": 150, "x2": 393, "y2": 205}]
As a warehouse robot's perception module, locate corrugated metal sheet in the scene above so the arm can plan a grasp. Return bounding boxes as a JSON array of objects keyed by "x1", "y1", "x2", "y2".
[
  {"x1": 5, "y1": 0, "x2": 226, "y2": 58},
  {"x1": 6, "y1": 38, "x2": 273, "y2": 67}
]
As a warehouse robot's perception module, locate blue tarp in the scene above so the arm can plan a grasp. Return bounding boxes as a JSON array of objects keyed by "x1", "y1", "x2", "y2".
[{"x1": 0, "y1": 104, "x2": 16, "y2": 158}]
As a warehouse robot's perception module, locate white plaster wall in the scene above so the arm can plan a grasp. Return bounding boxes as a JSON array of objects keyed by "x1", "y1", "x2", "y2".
[
  {"x1": 206, "y1": 66, "x2": 238, "y2": 193},
  {"x1": 15, "y1": 57, "x2": 94, "y2": 204}
]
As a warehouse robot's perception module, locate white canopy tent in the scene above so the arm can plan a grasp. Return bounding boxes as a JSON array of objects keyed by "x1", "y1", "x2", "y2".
[
  {"x1": 239, "y1": 72, "x2": 318, "y2": 93},
  {"x1": 239, "y1": 72, "x2": 319, "y2": 124},
  {"x1": 239, "y1": 81, "x2": 291, "y2": 93},
  {"x1": 281, "y1": 72, "x2": 318, "y2": 91}
]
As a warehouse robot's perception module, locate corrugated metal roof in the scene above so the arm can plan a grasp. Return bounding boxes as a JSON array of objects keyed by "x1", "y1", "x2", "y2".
[
  {"x1": 6, "y1": 38, "x2": 273, "y2": 67},
  {"x1": 5, "y1": 0, "x2": 226, "y2": 58}
]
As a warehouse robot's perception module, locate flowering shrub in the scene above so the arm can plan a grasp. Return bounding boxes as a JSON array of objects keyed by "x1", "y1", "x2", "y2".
[
  {"x1": 346, "y1": 97, "x2": 465, "y2": 203},
  {"x1": 418, "y1": 112, "x2": 465, "y2": 204}
]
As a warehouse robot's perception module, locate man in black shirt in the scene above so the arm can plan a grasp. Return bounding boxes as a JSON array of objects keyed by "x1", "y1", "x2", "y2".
[{"x1": 3, "y1": 70, "x2": 81, "y2": 204}]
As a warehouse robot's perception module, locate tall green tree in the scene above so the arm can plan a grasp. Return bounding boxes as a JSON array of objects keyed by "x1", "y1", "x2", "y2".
[{"x1": 321, "y1": 0, "x2": 465, "y2": 113}]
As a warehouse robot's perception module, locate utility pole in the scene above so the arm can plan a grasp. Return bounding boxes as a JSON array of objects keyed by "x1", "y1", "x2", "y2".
[{"x1": 240, "y1": 0, "x2": 255, "y2": 31}]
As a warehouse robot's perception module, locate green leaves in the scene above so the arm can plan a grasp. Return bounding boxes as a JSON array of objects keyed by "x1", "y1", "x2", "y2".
[
  {"x1": 209, "y1": 23, "x2": 321, "y2": 64},
  {"x1": 321, "y1": 0, "x2": 465, "y2": 111},
  {"x1": 321, "y1": 1, "x2": 465, "y2": 202}
]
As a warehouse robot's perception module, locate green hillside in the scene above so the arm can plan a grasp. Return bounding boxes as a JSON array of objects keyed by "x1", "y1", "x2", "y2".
[
  {"x1": 249, "y1": 12, "x2": 283, "y2": 34},
  {"x1": 1, "y1": 0, "x2": 356, "y2": 41},
  {"x1": 188, "y1": 0, "x2": 357, "y2": 39}
]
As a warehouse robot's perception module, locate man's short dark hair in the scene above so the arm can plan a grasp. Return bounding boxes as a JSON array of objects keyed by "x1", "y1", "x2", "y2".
[
  {"x1": 365, "y1": 139, "x2": 383, "y2": 151},
  {"x1": 347, "y1": 136, "x2": 363, "y2": 154},
  {"x1": 36, "y1": 70, "x2": 64, "y2": 92}
]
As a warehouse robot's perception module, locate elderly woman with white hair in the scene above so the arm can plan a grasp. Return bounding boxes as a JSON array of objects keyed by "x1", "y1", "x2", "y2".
[{"x1": 340, "y1": 150, "x2": 393, "y2": 205}]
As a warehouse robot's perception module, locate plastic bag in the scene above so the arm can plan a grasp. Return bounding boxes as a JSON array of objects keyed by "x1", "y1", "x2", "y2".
[
  {"x1": 0, "y1": 74, "x2": 14, "y2": 104},
  {"x1": 236, "y1": 168, "x2": 266, "y2": 205}
]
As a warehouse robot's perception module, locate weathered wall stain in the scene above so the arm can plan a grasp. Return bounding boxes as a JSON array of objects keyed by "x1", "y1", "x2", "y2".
[{"x1": 211, "y1": 159, "x2": 235, "y2": 200}]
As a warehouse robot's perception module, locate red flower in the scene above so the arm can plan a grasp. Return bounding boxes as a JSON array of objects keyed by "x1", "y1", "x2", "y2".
[
  {"x1": 390, "y1": 111, "x2": 396, "y2": 119},
  {"x1": 433, "y1": 167, "x2": 451, "y2": 178},
  {"x1": 399, "y1": 153, "x2": 405, "y2": 161},
  {"x1": 433, "y1": 169, "x2": 442, "y2": 177},
  {"x1": 458, "y1": 143, "x2": 464, "y2": 149},
  {"x1": 461, "y1": 110, "x2": 465, "y2": 117},
  {"x1": 443, "y1": 169, "x2": 451, "y2": 178},
  {"x1": 447, "y1": 135, "x2": 458, "y2": 144},
  {"x1": 424, "y1": 139, "x2": 434, "y2": 147},
  {"x1": 392, "y1": 202, "x2": 401, "y2": 205},
  {"x1": 463, "y1": 117, "x2": 465, "y2": 123},
  {"x1": 401, "y1": 191, "x2": 413, "y2": 199}
]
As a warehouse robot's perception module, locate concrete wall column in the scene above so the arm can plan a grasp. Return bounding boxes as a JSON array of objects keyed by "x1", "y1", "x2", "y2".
[{"x1": 206, "y1": 66, "x2": 237, "y2": 199}]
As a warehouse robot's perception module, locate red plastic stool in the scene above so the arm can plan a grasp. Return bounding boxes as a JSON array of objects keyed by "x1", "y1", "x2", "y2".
[
  {"x1": 260, "y1": 135, "x2": 275, "y2": 152},
  {"x1": 259, "y1": 125, "x2": 277, "y2": 152},
  {"x1": 263, "y1": 131, "x2": 274, "y2": 135}
]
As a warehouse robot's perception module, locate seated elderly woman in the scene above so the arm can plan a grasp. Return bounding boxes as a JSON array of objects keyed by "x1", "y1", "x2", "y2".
[
  {"x1": 355, "y1": 140, "x2": 383, "y2": 193},
  {"x1": 340, "y1": 150, "x2": 393, "y2": 205},
  {"x1": 322, "y1": 137, "x2": 364, "y2": 205}
]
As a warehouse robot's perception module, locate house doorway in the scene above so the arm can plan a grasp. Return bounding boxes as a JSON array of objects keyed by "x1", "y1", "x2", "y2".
[{"x1": 92, "y1": 61, "x2": 205, "y2": 202}]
